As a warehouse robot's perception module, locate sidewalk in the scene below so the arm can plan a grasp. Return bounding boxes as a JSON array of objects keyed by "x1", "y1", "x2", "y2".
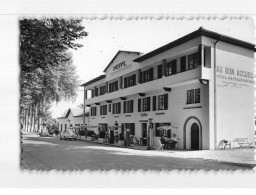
[{"x1": 80, "y1": 138, "x2": 256, "y2": 168}]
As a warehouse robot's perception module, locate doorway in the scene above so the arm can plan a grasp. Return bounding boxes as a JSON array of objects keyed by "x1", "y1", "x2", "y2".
[
  {"x1": 191, "y1": 123, "x2": 199, "y2": 150},
  {"x1": 141, "y1": 123, "x2": 147, "y2": 138}
]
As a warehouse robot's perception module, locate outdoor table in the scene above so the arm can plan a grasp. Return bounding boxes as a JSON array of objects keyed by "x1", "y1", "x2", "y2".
[{"x1": 140, "y1": 137, "x2": 147, "y2": 146}]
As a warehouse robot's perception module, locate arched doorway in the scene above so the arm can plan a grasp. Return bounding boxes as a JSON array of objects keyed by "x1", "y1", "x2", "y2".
[
  {"x1": 191, "y1": 123, "x2": 199, "y2": 150},
  {"x1": 183, "y1": 116, "x2": 202, "y2": 150}
]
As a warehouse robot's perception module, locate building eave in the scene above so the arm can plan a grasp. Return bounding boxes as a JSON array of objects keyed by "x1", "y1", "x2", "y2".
[{"x1": 134, "y1": 27, "x2": 256, "y2": 63}]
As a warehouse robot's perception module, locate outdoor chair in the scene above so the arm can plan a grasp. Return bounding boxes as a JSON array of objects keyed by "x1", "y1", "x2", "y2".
[
  {"x1": 158, "y1": 139, "x2": 165, "y2": 150},
  {"x1": 134, "y1": 137, "x2": 141, "y2": 145}
]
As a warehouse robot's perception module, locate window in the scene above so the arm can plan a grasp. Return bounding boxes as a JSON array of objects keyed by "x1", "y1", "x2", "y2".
[
  {"x1": 195, "y1": 88, "x2": 200, "y2": 103},
  {"x1": 123, "y1": 100, "x2": 134, "y2": 113},
  {"x1": 124, "y1": 123, "x2": 135, "y2": 135},
  {"x1": 166, "y1": 59, "x2": 177, "y2": 76},
  {"x1": 99, "y1": 86, "x2": 106, "y2": 95},
  {"x1": 100, "y1": 105, "x2": 107, "y2": 115},
  {"x1": 65, "y1": 124, "x2": 67, "y2": 130},
  {"x1": 180, "y1": 56, "x2": 186, "y2": 72},
  {"x1": 113, "y1": 102, "x2": 121, "y2": 114},
  {"x1": 157, "y1": 65, "x2": 162, "y2": 79},
  {"x1": 158, "y1": 94, "x2": 168, "y2": 110},
  {"x1": 142, "y1": 97, "x2": 151, "y2": 112},
  {"x1": 124, "y1": 74, "x2": 136, "y2": 88},
  {"x1": 188, "y1": 52, "x2": 199, "y2": 70},
  {"x1": 187, "y1": 88, "x2": 200, "y2": 104},
  {"x1": 155, "y1": 123, "x2": 171, "y2": 137},
  {"x1": 141, "y1": 68, "x2": 154, "y2": 83},
  {"x1": 108, "y1": 104, "x2": 111, "y2": 112},
  {"x1": 109, "y1": 80, "x2": 118, "y2": 93},
  {"x1": 91, "y1": 107, "x2": 97, "y2": 116}
]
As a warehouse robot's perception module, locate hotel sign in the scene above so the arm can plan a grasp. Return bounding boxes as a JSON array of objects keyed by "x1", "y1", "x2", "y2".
[
  {"x1": 113, "y1": 61, "x2": 127, "y2": 72},
  {"x1": 216, "y1": 65, "x2": 254, "y2": 88}
]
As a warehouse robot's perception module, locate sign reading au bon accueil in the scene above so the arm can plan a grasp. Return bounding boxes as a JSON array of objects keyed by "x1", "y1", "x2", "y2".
[
  {"x1": 113, "y1": 61, "x2": 127, "y2": 72},
  {"x1": 216, "y1": 65, "x2": 254, "y2": 88}
]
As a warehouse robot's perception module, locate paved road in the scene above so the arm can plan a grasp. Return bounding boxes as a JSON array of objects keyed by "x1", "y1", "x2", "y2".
[{"x1": 21, "y1": 135, "x2": 251, "y2": 171}]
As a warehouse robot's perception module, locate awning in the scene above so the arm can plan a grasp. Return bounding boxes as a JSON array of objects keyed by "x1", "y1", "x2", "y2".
[{"x1": 157, "y1": 125, "x2": 178, "y2": 132}]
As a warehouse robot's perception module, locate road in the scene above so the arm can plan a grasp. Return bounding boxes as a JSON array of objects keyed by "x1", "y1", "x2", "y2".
[{"x1": 21, "y1": 134, "x2": 251, "y2": 171}]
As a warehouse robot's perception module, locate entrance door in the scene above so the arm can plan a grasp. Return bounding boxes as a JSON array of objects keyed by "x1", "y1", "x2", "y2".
[
  {"x1": 141, "y1": 123, "x2": 147, "y2": 137},
  {"x1": 191, "y1": 123, "x2": 199, "y2": 150}
]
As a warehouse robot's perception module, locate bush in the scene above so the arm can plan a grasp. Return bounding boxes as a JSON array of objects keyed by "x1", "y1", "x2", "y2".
[
  {"x1": 119, "y1": 133, "x2": 124, "y2": 141},
  {"x1": 87, "y1": 130, "x2": 95, "y2": 137},
  {"x1": 99, "y1": 131, "x2": 106, "y2": 138},
  {"x1": 79, "y1": 130, "x2": 86, "y2": 136}
]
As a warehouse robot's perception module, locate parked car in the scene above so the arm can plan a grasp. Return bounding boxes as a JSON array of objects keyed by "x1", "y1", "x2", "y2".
[{"x1": 60, "y1": 128, "x2": 77, "y2": 140}]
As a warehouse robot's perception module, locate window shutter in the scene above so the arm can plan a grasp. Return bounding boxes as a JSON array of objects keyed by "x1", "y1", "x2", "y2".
[
  {"x1": 164, "y1": 94, "x2": 168, "y2": 110},
  {"x1": 124, "y1": 77, "x2": 127, "y2": 88},
  {"x1": 118, "y1": 102, "x2": 121, "y2": 114},
  {"x1": 120, "y1": 76, "x2": 122, "y2": 89},
  {"x1": 133, "y1": 74, "x2": 136, "y2": 86},
  {"x1": 138, "y1": 98, "x2": 141, "y2": 112},
  {"x1": 153, "y1": 96, "x2": 157, "y2": 111},
  {"x1": 131, "y1": 100, "x2": 134, "y2": 113},
  {"x1": 158, "y1": 65, "x2": 162, "y2": 79},
  {"x1": 138, "y1": 69, "x2": 142, "y2": 83},
  {"x1": 109, "y1": 104, "x2": 111, "y2": 112},
  {"x1": 191, "y1": 89, "x2": 194, "y2": 103},
  {"x1": 112, "y1": 104, "x2": 114, "y2": 114},
  {"x1": 95, "y1": 107, "x2": 97, "y2": 116},
  {"x1": 180, "y1": 56, "x2": 186, "y2": 72},
  {"x1": 123, "y1": 101, "x2": 126, "y2": 113},
  {"x1": 172, "y1": 59, "x2": 177, "y2": 74},
  {"x1": 147, "y1": 97, "x2": 151, "y2": 111},
  {"x1": 150, "y1": 68, "x2": 154, "y2": 80}
]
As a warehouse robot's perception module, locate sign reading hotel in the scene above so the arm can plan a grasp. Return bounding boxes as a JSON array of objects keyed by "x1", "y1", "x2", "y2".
[
  {"x1": 216, "y1": 65, "x2": 254, "y2": 88},
  {"x1": 113, "y1": 61, "x2": 127, "y2": 72}
]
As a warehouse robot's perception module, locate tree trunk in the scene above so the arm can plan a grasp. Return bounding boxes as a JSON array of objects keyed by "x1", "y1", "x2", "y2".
[
  {"x1": 33, "y1": 102, "x2": 37, "y2": 133},
  {"x1": 23, "y1": 109, "x2": 27, "y2": 132},
  {"x1": 29, "y1": 105, "x2": 33, "y2": 133},
  {"x1": 37, "y1": 101, "x2": 40, "y2": 134},
  {"x1": 26, "y1": 107, "x2": 30, "y2": 132}
]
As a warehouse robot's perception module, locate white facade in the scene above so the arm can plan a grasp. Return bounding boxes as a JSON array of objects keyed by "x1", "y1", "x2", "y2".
[
  {"x1": 57, "y1": 108, "x2": 89, "y2": 133},
  {"x1": 81, "y1": 28, "x2": 255, "y2": 150}
]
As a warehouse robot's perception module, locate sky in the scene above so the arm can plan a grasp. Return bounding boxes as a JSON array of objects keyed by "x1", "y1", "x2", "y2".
[{"x1": 50, "y1": 18, "x2": 255, "y2": 118}]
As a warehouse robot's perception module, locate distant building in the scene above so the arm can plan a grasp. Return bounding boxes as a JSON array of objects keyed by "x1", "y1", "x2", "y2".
[
  {"x1": 81, "y1": 27, "x2": 255, "y2": 150},
  {"x1": 57, "y1": 108, "x2": 89, "y2": 133}
]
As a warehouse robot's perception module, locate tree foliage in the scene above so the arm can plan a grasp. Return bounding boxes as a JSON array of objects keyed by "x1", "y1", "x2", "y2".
[{"x1": 20, "y1": 19, "x2": 87, "y2": 133}]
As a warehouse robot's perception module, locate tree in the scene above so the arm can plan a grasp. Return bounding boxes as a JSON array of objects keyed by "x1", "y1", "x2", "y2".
[{"x1": 20, "y1": 19, "x2": 87, "y2": 133}]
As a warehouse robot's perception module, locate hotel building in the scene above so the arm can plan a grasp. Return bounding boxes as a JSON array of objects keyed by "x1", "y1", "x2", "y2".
[{"x1": 81, "y1": 27, "x2": 255, "y2": 150}]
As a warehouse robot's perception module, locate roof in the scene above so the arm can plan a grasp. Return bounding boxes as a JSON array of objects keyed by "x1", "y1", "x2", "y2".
[
  {"x1": 80, "y1": 74, "x2": 106, "y2": 87},
  {"x1": 103, "y1": 50, "x2": 141, "y2": 72},
  {"x1": 134, "y1": 27, "x2": 256, "y2": 62},
  {"x1": 57, "y1": 116, "x2": 66, "y2": 119},
  {"x1": 57, "y1": 108, "x2": 89, "y2": 119}
]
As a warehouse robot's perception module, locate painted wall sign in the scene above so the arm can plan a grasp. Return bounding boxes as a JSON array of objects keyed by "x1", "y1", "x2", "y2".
[
  {"x1": 113, "y1": 61, "x2": 127, "y2": 72},
  {"x1": 216, "y1": 65, "x2": 254, "y2": 88}
]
